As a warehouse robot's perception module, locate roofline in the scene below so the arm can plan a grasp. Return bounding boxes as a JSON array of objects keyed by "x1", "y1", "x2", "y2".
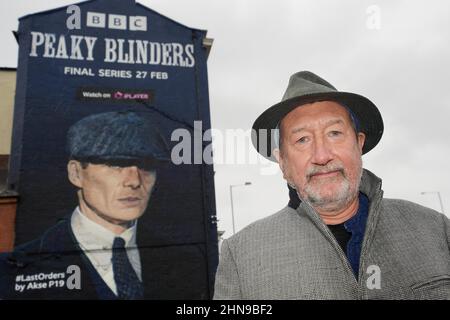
[{"x1": 0, "y1": 67, "x2": 17, "y2": 71}]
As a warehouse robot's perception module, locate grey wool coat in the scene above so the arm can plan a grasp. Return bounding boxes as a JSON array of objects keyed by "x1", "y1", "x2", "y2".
[{"x1": 213, "y1": 169, "x2": 450, "y2": 299}]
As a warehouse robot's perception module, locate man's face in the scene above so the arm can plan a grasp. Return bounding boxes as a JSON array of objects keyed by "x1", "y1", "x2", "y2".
[
  {"x1": 69, "y1": 162, "x2": 156, "y2": 224},
  {"x1": 274, "y1": 101, "x2": 365, "y2": 212}
]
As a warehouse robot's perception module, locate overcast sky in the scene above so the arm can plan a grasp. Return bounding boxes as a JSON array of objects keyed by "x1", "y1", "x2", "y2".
[{"x1": 1, "y1": 0, "x2": 449, "y2": 238}]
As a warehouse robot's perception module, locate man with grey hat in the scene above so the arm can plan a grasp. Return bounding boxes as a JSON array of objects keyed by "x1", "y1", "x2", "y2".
[
  {"x1": 214, "y1": 71, "x2": 450, "y2": 299},
  {"x1": 0, "y1": 111, "x2": 169, "y2": 300}
]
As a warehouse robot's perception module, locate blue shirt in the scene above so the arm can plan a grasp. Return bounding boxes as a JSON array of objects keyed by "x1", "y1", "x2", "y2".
[{"x1": 344, "y1": 192, "x2": 369, "y2": 278}]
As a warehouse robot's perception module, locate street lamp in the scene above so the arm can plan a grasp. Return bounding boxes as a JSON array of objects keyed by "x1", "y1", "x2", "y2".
[
  {"x1": 420, "y1": 191, "x2": 445, "y2": 214},
  {"x1": 229, "y1": 182, "x2": 252, "y2": 235}
]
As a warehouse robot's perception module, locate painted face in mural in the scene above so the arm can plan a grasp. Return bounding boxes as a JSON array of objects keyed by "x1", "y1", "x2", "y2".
[{"x1": 68, "y1": 161, "x2": 157, "y2": 234}]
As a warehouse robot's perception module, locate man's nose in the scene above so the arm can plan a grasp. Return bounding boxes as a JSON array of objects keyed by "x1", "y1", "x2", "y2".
[
  {"x1": 123, "y1": 166, "x2": 142, "y2": 189},
  {"x1": 311, "y1": 137, "x2": 333, "y2": 165}
]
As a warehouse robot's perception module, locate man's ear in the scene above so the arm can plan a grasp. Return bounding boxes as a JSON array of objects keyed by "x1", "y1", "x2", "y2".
[
  {"x1": 272, "y1": 148, "x2": 284, "y2": 171},
  {"x1": 273, "y1": 148, "x2": 295, "y2": 186},
  {"x1": 357, "y1": 132, "x2": 366, "y2": 153},
  {"x1": 67, "y1": 160, "x2": 83, "y2": 188}
]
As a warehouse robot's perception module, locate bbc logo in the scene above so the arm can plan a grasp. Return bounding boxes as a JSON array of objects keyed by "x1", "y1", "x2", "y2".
[{"x1": 86, "y1": 11, "x2": 147, "y2": 31}]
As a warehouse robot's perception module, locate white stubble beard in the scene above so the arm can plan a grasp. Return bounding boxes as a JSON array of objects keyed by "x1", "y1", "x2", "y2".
[{"x1": 300, "y1": 158, "x2": 363, "y2": 212}]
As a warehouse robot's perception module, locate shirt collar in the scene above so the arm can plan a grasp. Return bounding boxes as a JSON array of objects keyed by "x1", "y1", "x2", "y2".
[
  {"x1": 71, "y1": 207, "x2": 137, "y2": 251},
  {"x1": 344, "y1": 192, "x2": 369, "y2": 234}
]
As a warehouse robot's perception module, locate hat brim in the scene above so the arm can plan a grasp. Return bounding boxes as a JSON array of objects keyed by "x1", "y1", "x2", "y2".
[
  {"x1": 252, "y1": 91, "x2": 384, "y2": 162},
  {"x1": 72, "y1": 155, "x2": 170, "y2": 170}
]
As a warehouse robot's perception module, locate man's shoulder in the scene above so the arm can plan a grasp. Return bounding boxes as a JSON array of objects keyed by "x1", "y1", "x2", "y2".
[
  {"x1": 0, "y1": 217, "x2": 81, "y2": 299},
  {"x1": 0, "y1": 217, "x2": 74, "y2": 269},
  {"x1": 380, "y1": 198, "x2": 448, "y2": 228},
  {"x1": 382, "y1": 198, "x2": 444, "y2": 218},
  {"x1": 14, "y1": 218, "x2": 72, "y2": 254},
  {"x1": 224, "y1": 206, "x2": 301, "y2": 246}
]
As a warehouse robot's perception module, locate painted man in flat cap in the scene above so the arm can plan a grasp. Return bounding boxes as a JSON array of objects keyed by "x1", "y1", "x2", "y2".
[
  {"x1": 0, "y1": 111, "x2": 169, "y2": 300},
  {"x1": 214, "y1": 71, "x2": 450, "y2": 300}
]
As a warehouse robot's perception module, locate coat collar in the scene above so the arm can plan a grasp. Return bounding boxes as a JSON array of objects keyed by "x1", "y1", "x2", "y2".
[{"x1": 293, "y1": 168, "x2": 384, "y2": 292}]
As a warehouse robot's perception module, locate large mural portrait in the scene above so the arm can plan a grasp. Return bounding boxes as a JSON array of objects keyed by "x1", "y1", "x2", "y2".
[{"x1": 0, "y1": 0, "x2": 218, "y2": 300}]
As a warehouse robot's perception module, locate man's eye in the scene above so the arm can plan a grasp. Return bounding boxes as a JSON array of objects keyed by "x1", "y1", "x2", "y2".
[
  {"x1": 296, "y1": 136, "x2": 308, "y2": 144},
  {"x1": 329, "y1": 131, "x2": 342, "y2": 137}
]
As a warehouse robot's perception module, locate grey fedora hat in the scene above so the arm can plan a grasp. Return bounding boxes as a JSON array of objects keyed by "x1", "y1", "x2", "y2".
[{"x1": 252, "y1": 71, "x2": 384, "y2": 161}]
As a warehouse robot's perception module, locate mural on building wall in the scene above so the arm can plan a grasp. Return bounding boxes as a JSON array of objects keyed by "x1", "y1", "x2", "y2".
[{"x1": 0, "y1": 0, "x2": 218, "y2": 299}]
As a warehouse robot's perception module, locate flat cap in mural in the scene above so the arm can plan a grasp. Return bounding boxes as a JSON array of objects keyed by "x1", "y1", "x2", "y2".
[{"x1": 67, "y1": 111, "x2": 170, "y2": 167}]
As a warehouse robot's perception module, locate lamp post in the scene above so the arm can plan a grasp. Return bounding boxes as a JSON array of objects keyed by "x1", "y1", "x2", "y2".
[
  {"x1": 420, "y1": 191, "x2": 445, "y2": 214},
  {"x1": 229, "y1": 182, "x2": 252, "y2": 235}
]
